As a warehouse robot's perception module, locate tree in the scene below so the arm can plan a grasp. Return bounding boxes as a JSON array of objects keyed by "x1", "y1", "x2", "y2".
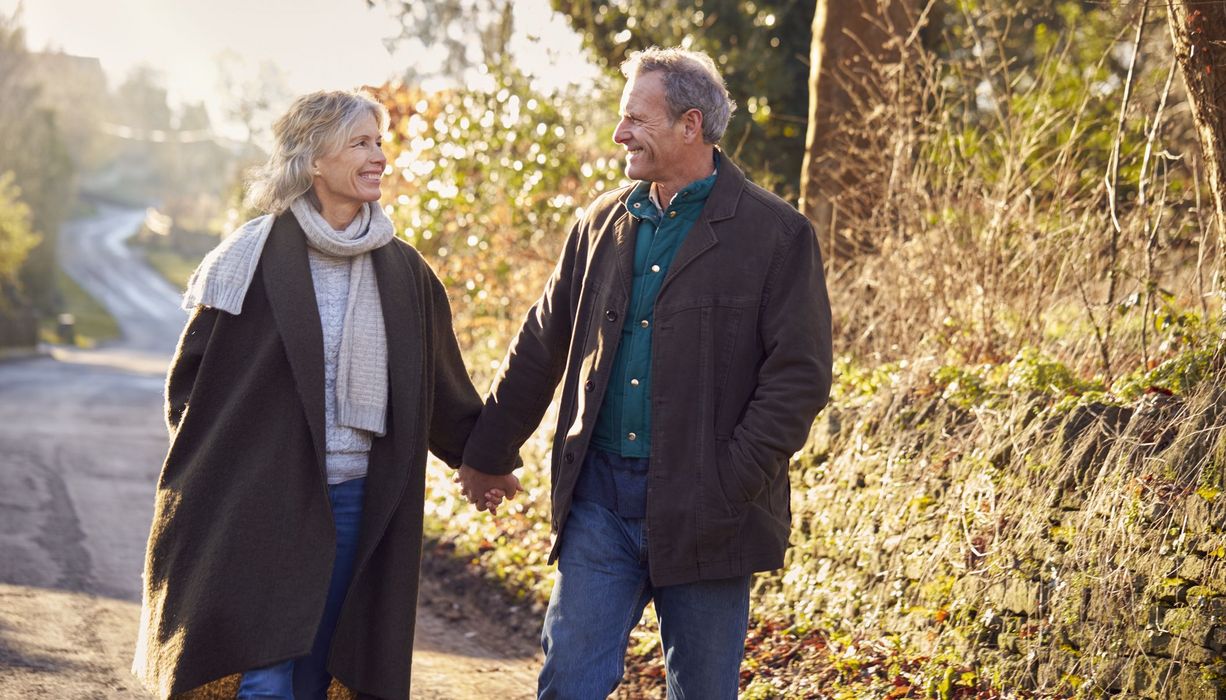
[
  {"x1": 0, "y1": 10, "x2": 74, "y2": 313},
  {"x1": 371, "y1": 0, "x2": 517, "y2": 84},
  {"x1": 106, "y1": 65, "x2": 178, "y2": 200},
  {"x1": 215, "y1": 52, "x2": 292, "y2": 147},
  {"x1": 799, "y1": 0, "x2": 914, "y2": 261},
  {"x1": 23, "y1": 51, "x2": 115, "y2": 176},
  {"x1": 551, "y1": 0, "x2": 814, "y2": 198},
  {"x1": 0, "y1": 172, "x2": 38, "y2": 345},
  {"x1": 370, "y1": 70, "x2": 623, "y2": 352},
  {"x1": 0, "y1": 173, "x2": 39, "y2": 289},
  {"x1": 1167, "y1": 2, "x2": 1226, "y2": 243}
]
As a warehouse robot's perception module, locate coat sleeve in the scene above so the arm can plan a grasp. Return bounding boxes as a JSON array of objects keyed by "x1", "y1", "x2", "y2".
[
  {"x1": 460, "y1": 220, "x2": 585, "y2": 475},
  {"x1": 727, "y1": 219, "x2": 833, "y2": 498},
  {"x1": 165, "y1": 305, "x2": 220, "y2": 433},
  {"x1": 424, "y1": 269, "x2": 485, "y2": 469}
]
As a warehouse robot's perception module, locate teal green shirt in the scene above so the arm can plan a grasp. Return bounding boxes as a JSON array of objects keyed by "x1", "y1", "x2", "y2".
[{"x1": 591, "y1": 167, "x2": 718, "y2": 457}]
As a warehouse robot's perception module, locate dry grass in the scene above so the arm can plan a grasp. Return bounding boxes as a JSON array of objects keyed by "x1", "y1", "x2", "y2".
[{"x1": 815, "y1": 1, "x2": 1218, "y2": 379}]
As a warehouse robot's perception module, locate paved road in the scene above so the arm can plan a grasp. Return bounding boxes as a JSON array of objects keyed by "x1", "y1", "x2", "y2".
[
  {"x1": 58, "y1": 207, "x2": 181, "y2": 356},
  {"x1": 0, "y1": 207, "x2": 538, "y2": 698}
]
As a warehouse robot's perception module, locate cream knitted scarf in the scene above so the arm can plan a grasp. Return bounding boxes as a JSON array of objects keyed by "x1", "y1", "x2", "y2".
[{"x1": 183, "y1": 198, "x2": 394, "y2": 436}]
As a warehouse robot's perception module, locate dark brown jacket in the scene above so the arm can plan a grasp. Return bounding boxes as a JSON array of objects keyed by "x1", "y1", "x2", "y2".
[
  {"x1": 133, "y1": 214, "x2": 482, "y2": 699},
  {"x1": 463, "y1": 158, "x2": 832, "y2": 586}
]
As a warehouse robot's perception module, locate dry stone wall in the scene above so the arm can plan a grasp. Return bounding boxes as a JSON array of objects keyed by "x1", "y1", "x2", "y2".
[{"x1": 761, "y1": 377, "x2": 1226, "y2": 697}]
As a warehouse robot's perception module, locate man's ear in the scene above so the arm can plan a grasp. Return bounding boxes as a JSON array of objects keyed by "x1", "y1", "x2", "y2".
[{"x1": 682, "y1": 108, "x2": 704, "y2": 144}]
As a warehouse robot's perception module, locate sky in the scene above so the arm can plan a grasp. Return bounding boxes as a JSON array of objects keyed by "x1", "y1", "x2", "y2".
[{"x1": 2, "y1": 0, "x2": 599, "y2": 138}]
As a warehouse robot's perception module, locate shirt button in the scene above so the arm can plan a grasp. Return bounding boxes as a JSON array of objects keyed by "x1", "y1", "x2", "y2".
[
  {"x1": 668, "y1": 211, "x2": 677, "y2": 218},
  {"x1": 650, "y1": 264, "x2": 660, "y2": 273},
  {"x1": 630, "y1": 378, "x2": 640, "y2": 386},
  {"x1": 584, "y1": 380, "x2": 594, "y2": 392},
  {"x1": 640, "y1": 320, "x2": 649, "y2": 328},
  {"x1": 628, "y1": 432, "x2": 637, "y2": 441}
]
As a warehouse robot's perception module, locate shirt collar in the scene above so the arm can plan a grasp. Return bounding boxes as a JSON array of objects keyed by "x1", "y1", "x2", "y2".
[{"x1": 626, "y1": 152, "x2": 720, "y2": 219}]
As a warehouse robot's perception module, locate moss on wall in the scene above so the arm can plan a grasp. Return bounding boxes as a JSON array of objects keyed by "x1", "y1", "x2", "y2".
[{"x1": 754, "y1": 356, "x2": 1226, "y2": 697}]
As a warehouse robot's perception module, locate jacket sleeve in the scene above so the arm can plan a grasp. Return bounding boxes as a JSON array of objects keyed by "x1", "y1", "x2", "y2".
[
  {"x1": 727, "y1": 219, "x2": 833, "y2": 497},
  {"x1": 461, "y1": 220, "x2": 585, "y2": 475},
  {"x1": 165, "y1": 306, "x2": 219, "y2": 434},
  {"x1": 424, "y1": 269, "x2": 486, "y2": 469}
]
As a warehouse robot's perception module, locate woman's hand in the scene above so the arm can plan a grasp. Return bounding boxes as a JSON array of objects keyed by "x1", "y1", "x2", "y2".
[{"x1": 456, "y1": 465, "x2": 521, "y2": 516}]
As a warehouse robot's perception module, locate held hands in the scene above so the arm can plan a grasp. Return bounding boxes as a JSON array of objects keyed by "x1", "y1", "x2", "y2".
[{"x1": 456, "y1": 464, "x2": 522, "y2": 516}]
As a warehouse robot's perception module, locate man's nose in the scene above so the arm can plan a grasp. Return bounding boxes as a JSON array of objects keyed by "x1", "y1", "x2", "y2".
[{"x1": 613, "y1": 119, "x2": 630, "y2": 144}]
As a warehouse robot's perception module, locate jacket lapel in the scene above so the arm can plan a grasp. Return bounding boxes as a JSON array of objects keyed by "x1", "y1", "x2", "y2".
[
  {"x1": 262, "y1": 213, "x2": 327, "y2": 478},
  {"x1": 371, "y1": 242, "x2": 423, "y2": 468},
  {"x1": 355, "y1": 243, "x2": 422, "y2": 562},
  {"x1": 611, "y1": 208, "x2": 637, "y2": 299},
  {"x1": 659, "y1": 153, "x2": 746, "y2": 297}
]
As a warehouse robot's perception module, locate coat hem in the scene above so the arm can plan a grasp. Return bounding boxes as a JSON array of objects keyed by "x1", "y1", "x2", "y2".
[{"x1": 648, "y1": 552, "x2": 784, "y2": 587}]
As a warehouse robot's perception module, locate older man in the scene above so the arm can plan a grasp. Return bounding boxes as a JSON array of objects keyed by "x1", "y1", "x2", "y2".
[{"x1": 460, "y1": 47, "x2": 832, "y2": 698}]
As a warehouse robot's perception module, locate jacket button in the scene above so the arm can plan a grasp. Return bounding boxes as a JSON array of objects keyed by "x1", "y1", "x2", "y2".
[
  {"x1": 584, "y1": 380, "x2": 594, "y2": 392},
  {"x1": 630, "y1": 378, "x2": 640, "y2": 386},
  {"x1": 605, "y1": 309, "x2": 618, "y2": 322},
  {"x1": 627, "y1": 432, "x2": 637, "y2": 441},
  {"x1": 565, "y1": 452, "x2": 575, "y2": 463},
  {"x1": 640, "y1": 319, "x2": 649, "y2": 328}
]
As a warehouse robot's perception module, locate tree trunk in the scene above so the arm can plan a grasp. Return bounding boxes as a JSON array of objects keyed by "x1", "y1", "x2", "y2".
[
  {"x1": 1167, "y1": 1, "x2": 1226, "y2": 242},
  {"x1": 800, "y1": 0, "x2": 913, "y2": 264}
]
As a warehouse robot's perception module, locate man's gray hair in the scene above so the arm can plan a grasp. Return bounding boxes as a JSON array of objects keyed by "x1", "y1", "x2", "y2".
[
  {"x1": 620, "y1": 46, "x2": 736, "y2": 145},
  {"x1": 246, "y1": 89, "x2": 389, "y2": 214}
]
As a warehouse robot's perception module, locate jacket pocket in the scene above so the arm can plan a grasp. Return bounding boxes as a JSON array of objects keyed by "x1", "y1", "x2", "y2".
[
  {"x1": 698, "y1": 437, "x2": 747, "y2": 563},
  {"x1": 714, "y1": 437, "x2": 768, "y2": 509}
]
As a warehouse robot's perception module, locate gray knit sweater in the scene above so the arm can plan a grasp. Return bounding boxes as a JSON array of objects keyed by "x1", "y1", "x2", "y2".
[{"x1": 307, "y1": 245, "x2": 372, "y2": 483}]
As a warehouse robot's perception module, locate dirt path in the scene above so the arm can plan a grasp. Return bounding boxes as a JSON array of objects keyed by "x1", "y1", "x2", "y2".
[{"x1": 0, "y1": 207, "x2": 541, "y2": 699}]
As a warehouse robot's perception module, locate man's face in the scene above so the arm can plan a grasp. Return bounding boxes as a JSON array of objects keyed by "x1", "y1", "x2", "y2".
[{"x1": 613, "y1": 71, "x2": 685, "y2": 184}]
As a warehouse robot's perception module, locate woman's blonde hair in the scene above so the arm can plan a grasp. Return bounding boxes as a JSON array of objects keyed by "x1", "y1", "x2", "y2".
[{"x1": 246, "y1": 89, "x2": 390, "y2": 214}]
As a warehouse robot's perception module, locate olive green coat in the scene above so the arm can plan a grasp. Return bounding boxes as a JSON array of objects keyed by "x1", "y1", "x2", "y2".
[{"x1": 133, "y1": 213, "x2": 482, "y2": 699}]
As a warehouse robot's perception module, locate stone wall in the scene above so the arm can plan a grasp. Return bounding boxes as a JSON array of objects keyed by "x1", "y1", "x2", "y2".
[{"x1": 759, "y1": 376, "x2": 1226, "y2": 697}]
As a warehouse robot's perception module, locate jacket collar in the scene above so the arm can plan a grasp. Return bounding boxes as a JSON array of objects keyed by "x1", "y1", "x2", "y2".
[
  {"x1": 608, "y1": 150, "x2": 747, "y2": 298},
  {"x1": 358, "y1": 241, "x2": 423, "y2": 573},
  {"x1": 262, "y1": 213, "x2": 328, "y2": 478},
  {"x1": 611, "y1": 205, "x2": 637, "y2": 299},
  {"x1": 658, "y1": 151, "x2": 746, "y2": 294},
  {"x1": 701, "y1": 148, "x2": 745, "y2": 223},
  {"x1": 370, "y1": 242, "x2": 423, "y2": 459}
]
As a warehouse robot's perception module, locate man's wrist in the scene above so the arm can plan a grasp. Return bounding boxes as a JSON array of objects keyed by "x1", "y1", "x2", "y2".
[{"x1": 461, "y1": 446, "x2": 521, "y2": 476}]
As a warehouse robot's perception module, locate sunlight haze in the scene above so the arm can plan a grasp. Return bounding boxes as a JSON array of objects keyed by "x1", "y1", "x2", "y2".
[{"x1": 2, "y1": 0, "x2": 597, "y2": 139}]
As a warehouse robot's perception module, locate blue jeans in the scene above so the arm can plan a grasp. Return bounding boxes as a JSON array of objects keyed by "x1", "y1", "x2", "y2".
[
  {"x1": 238, "y1": 477, "x2": 365, "y2": 700},
  {"x1": 538, "y1": 499, "x2": 751, "y2": 700}
]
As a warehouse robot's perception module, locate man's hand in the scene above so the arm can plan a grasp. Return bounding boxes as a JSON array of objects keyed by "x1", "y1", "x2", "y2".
[{"x1": 456, "y1": 464, "x2": 521, "y2": 516}]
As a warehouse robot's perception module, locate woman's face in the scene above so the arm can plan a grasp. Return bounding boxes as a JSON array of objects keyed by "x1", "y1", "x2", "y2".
[{"x1": 312, "y1": 111, "x2": 386, "y2": 211}]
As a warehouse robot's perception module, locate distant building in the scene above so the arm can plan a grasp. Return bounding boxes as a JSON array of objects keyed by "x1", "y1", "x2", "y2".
[
  {"x1": 26, "y1": 51, "x2": 109, "y2": 108},
  {"x1": 25, "y1": 52, "x2": 114, "y2": 176}
]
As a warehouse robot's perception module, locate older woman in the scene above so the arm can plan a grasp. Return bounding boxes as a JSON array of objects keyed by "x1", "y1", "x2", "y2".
[{"x1": 132, "y1": 90, "x2": 513, "y2": 700}]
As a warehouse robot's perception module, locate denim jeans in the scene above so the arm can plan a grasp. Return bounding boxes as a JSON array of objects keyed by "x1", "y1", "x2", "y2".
[
  {"x1": 237, "y1": 477, "x2": 365, "y2": 700},
  {"x1": 538, "y1": 498, "x2": 751, "y2": 700}
]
